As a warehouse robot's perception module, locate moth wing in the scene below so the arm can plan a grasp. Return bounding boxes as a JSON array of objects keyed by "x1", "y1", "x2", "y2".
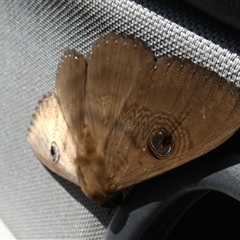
[
  {"x1": 85, "y1": 32, "x2": 155, "y2": 152},
  {"x1": 55, "y1": 49, "x2": 86, "y2": 143},
  {"x1": 27, "y1": 93, "x2": 79, "y2": 186},
  {"x1": 108, "y1": 57, "x2": 240, "y2": 191}
]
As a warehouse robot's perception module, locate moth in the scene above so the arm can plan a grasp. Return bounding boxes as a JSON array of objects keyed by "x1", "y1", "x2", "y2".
[{"x1": 28, "y1": 32, "x2": 240, "y2": 205}]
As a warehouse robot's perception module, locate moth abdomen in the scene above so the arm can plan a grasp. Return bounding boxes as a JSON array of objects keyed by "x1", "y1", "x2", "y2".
[{"x1": 75, "y1": 154, "x2": 117, "y2": 204}]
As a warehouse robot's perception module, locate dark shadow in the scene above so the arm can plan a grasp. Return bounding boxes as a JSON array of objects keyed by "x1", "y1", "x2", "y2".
[
  {"x1": 164, "y1": 191, "x2": 240, "y2": 240},
  {"x1": 136, "y1": 190, "x2": 240, "y2": 240},
  {"x1": 45, "y1": 168, "x2": 117, "y2": 227}
]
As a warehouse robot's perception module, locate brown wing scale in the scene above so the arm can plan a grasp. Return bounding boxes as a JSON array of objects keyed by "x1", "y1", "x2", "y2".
[
  {"x1": 55, "y1": 49, "x2": 86, "y2": 144},
  {"x1": 107, "y1": 57, "x2": 240, "y2": 191},
  {"x1": 27, "y1": 93, "x2": 79, "y2": 186},
  {"x1": 85, "y1": 33, "x2": 155, "y2": 153}
]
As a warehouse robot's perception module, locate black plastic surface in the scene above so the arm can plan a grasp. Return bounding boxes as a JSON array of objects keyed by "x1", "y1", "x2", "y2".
[
  {"x1": 106, "y1": 130, "x2": 240, "y2": 239},
  {"x1": 184, "y1": 0, "x2": 240, "y2": 31}
]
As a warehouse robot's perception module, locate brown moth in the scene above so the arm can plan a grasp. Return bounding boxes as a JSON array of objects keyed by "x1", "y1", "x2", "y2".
[{"x1": 28, "y1": 32, "x2": 240, "y2": 204}]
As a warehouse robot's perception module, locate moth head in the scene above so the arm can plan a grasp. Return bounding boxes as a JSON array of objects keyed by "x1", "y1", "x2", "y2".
[{"x1": 27, "y1": 93, "x2": 79, "y2": 186}]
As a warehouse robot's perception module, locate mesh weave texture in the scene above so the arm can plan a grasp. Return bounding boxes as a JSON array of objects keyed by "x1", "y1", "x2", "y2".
[{"x1": 1, "y1": 0, "x2": 240, "y2": 239}]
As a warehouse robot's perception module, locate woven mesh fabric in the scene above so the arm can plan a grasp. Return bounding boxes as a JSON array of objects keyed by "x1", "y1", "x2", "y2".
[{"x1": 0, "y1": 0, "x2": 240, "y2": 239}]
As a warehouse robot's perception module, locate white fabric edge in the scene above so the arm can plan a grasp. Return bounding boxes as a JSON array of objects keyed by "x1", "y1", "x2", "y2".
[{"x1": 0, "y1": 218, "x2": 16, "y2": 240}]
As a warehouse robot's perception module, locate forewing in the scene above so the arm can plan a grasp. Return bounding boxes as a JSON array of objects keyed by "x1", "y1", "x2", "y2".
[
  {"x1": 108, "y1": 57, "x2": 240, "y2": 191},
  {"x1": 27, "y1": 93, "x2": 79, "y2": 186},
  {"x1": 55, "y1": 49, "x2": 86, "y2": 143},
  {"x1": 85, "y1": 32, "x2": 155, "y2": 152}
]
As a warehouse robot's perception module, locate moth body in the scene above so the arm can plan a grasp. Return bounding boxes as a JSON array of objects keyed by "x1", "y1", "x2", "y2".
[{"x1": 28, "y1": 32, "x2": 240, "y2": 204}]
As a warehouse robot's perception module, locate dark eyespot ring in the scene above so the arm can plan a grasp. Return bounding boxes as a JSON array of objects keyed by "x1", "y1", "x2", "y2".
[
  {"x1": 148, "y1": 129, "x2": 173, "y2": 158},
  {"x1": 50, "y1": 142, "x2": 60, "y2": 163}
]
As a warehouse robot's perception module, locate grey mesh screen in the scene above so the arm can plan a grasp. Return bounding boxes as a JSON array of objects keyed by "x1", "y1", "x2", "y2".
[{"x1": 0, "y1": 0, "x2": 240, "y2": 239}]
